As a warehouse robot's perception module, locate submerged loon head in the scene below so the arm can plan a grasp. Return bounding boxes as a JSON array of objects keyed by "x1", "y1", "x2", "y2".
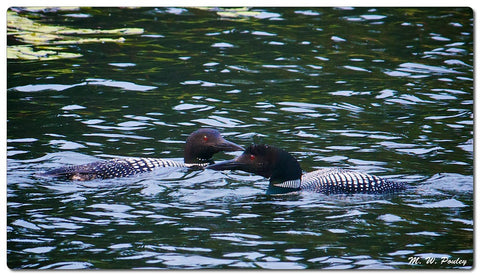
[
  {"x1": 207, "y1": 144, "x2": 303, "y2": 189},
  {"x1": 184, "y1": 128, "x2": 244, "y2": 164}
]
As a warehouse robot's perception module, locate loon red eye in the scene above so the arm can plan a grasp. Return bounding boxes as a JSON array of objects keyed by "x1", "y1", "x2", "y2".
[
  {"x1": 249, "y1": 154, "x2": 256, "y2": 160},
  {"x1": 203, "y1": 135, "x2": 208, "y2": 142}
]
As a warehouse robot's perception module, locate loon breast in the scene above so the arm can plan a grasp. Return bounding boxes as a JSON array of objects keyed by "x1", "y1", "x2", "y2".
[
  {"x1": 300, "y1": 168, "x2": 405, "y2": 194},
  {"x1": 42, "y1": 157, "x2": 207, "y2": 181}
]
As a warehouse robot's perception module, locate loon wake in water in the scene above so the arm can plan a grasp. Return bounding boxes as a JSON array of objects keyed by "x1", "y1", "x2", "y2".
[
  {"x1": 40, "y1": 128, "x2": 244, "y2": 181},
  {"x1": 207, "y1": 144, "x2": 406, "y2": 195}
]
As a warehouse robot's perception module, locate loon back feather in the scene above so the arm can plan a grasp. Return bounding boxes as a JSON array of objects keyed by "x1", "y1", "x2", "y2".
[
  {"x1": 40, "y1": 158, "x2": 187, "y2": 181},
  {"x1": 300, "y1": 168, "x2": 406, "y2": 195}
]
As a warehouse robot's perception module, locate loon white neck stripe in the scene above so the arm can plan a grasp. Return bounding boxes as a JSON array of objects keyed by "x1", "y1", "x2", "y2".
[
  {"x1": 274, "y1": 179, "x2": 301, "y2": 189},
  {"x1": 185, "y1": 162, "x2": 210, "y2": 168}
]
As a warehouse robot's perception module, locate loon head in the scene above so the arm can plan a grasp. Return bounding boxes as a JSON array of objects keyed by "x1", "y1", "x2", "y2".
[
  {"x1": 184, "y1": 128, "x2": 244, "y2": 164},
  {"x1": 207, "y1": 144, "x2": 303, "y2": 192}
]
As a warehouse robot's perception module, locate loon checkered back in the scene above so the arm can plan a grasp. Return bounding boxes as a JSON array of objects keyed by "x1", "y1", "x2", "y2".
[
  {"x1": 300, "y1": 168, "x2": 405, "y2": 194},
  {"x1": 40, "y1": 128, "x2": 243, "y2": 181},
  {"x1": 42, "y1": 157, "x2": 195, "y2": 181},
  {"x1": 207, "y1": 144, "x2": 406, "y2": 195}
]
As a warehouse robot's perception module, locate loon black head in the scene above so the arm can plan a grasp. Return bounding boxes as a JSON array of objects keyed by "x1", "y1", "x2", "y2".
[
  {"x1": 207, "y1": 144, "x2": 303, "y2": 193},
  {"x1": 184, "y1": 128, "x2": 244, "y2": 165}
]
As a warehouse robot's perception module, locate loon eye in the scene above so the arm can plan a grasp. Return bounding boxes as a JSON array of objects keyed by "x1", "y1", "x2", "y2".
[
  {"x1": 249, "y1": 154, "x2": 256, "y2": 161},
  {"x1": 203, "y1": 135, "x2": 208, "y2": 142}
]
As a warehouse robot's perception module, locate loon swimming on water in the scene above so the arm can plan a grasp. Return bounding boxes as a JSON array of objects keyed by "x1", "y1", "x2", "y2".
[
  {"x1": 207, "y1": 144, "x2": 406, "y2": 195},
  {"x1": 41, "y1": 128, "x2": 244, "y2": 181}
]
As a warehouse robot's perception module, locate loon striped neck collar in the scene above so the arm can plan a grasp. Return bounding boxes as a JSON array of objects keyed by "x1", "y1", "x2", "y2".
[
  {"x1": 273, "y1": 179, "x2": 302, "y2": 189},
  {"x1": 267, "y1": 179, "x2": 302, "y2": 195},
  {"x1": 185, "y1": 161, "x2": 213, "y2": 168}
]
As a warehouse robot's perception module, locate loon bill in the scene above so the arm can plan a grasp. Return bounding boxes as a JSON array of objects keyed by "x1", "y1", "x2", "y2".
[
  {"x1": 207, "y1": 144, "x2": 406, "y2": 195},
  {"x1": 40, "y1": 128, "x2": 244, "y2": 181}
]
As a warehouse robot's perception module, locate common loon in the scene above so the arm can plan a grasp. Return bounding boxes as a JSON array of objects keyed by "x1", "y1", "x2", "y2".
[
  {"x1": 41, "y1": 128, "x2": 244, "y2": 181},
  {"x1": 207, "y1": 144, "x2": 406, "y2": 195}
]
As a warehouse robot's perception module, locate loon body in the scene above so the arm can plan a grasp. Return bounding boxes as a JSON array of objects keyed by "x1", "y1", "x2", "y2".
[
  {"x1": 207, "y1": 144, "x2": 406, "y2": 195},
  {"x1": 41, "y1": 128, "x2": 244, "y2": 181}
]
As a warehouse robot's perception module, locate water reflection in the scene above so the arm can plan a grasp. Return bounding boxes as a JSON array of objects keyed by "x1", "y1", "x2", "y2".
[{"x1": 12, "y1": 78, "x2": 157, "y2": 92}]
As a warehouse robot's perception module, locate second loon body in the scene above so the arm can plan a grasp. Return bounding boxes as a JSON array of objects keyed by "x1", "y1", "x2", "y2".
[
  {"x1": 207, "y1": 144, "x2": 406, "y2": 195},
  {"x1": 41, "y1": 128, "x2": 244, "y2": 181}
]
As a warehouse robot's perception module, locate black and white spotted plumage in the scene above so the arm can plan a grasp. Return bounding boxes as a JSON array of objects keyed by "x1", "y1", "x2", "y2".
[
  {"x1": 44, "y1": 157, "x2": 208, "y2": 181},
  {"x1": 41, "y1": 128, "x2": 243, "y2": 181},
  {"x1": 299, "y1": 168, "x2": 405, "y2": 194},
  {"x1": 207, "y1": 144, "x2": 406, "y2": 195}
]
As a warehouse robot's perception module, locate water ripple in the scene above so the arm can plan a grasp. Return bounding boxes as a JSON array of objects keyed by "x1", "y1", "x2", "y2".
[{"x1": 11, "y1": 78, "x2": 157, "y2": 92}]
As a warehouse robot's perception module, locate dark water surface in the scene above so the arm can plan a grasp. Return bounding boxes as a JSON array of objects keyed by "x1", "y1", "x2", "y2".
[{"x1": 7, "y1": 7, "x2": 473, "y2": 269}]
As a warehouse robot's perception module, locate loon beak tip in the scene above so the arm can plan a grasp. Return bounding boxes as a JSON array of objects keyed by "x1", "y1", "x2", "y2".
[
  {"x1": 216, "y1": 139, "x2": 244, "y2": 152},
  {"x1": 206, "y1": 159, "x2": 242, "y2": 171}
]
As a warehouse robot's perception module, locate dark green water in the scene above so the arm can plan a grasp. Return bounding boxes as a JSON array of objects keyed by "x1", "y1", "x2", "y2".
[{"x1": 7, "y1": 7, "x2": 473, "y2": 269}]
